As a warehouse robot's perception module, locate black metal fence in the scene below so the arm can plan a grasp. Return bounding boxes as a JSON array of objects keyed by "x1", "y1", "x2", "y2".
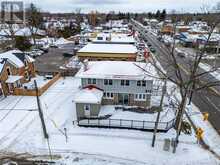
[{"x1": 77, "y1": 118, "x2": 175, "y2": 132}]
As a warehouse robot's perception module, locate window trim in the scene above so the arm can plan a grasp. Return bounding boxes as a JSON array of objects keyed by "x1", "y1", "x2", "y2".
[
  {"x1": 121, "y1": 80, "x2": 129, "y2": 86},
  {"x1": 104, "y1": 79, "x2": 113, "y2": 86},
  {"x1": 137, "y1": 80, "x2": 146, "y2": 87},
  {"x1": 88, "y1": 78, "x2": 96, "y2": 85}
]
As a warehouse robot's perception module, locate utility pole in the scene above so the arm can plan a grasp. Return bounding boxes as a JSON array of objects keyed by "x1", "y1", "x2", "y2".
[
  {"x1": 34, "y1": 80, "x2": 49, "y2": 139},
  {"x1": 152, "y1": 79, "x2": 167, "y2": 147}
]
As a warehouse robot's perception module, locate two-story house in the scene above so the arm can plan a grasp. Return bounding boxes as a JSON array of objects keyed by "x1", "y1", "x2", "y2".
[
  {"x1": 0, "y1": 50, "x2": 35, "y2": 96},
  {"x1": 74, "y1": 61, "x2": 157, "y2": 119}
]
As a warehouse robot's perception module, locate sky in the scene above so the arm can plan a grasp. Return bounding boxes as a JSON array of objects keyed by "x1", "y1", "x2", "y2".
[{"x1": 22, "y1": 0, "x2": 219, "y2": 13}]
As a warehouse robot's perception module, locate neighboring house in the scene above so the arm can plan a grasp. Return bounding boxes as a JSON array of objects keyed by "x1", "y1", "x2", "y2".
[
  {"x1": 74, "y1": 61, "x2": 157, "y2": 119},
  {"x1": 77, "y1": 43, "x2": 138, "y2": 61},
  {"x1": 92, "y1": 33, "x2": 136, "y2": 45},
  {"x1": 0, "y1": 50, "x2": 35, "y2": 96}
]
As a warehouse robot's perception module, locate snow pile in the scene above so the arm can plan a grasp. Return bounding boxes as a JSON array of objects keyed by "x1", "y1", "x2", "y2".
[
  {"x1": 99, "y1": 105, "x2": 175, "y2": 122},
  {"x1": 65, "y1": 57, "x2": 81, "y2": 69},
  {"x1": 199, "y1": 63, "x2": 220, "y2": 81},
  {"x1": 186, "y1": 104, "x2": 220, "y2": 156},
  {"x1": 55, "y1": 38, "x2": 74, "y2": 46}
]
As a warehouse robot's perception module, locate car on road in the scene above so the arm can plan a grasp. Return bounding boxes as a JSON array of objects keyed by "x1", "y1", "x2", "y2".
[
  {"x1": 147, "y1": 43, "x2": 152, "y2": 47},
  {"x1": 150, "y1": 48, "x2": 156, "y2": 53}
]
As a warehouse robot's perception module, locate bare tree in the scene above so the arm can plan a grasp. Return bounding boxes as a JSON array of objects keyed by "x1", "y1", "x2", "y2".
[
  {"x1": 140, "y1": 13, "x2": 220, "y2": 152},
  {"x1": 26, "y1": 3, "x2": 43, "y2": 47},
  {"x1": 0, "y1": 22, "x2": 21, "y2": 49}
]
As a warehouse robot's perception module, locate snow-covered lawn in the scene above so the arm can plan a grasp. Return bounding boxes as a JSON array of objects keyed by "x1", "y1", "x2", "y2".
[
  {"x1": 199, "y1": 63, "x2": 220, "y2": 81},
  {"x1": 0, "y1": 77, "x2": 219, "y2": 164},
  {"x1": 99, "y1": 105, "x2": 175, "y2": 122}
]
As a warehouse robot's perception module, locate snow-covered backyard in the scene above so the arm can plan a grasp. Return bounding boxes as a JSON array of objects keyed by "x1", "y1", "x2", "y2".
[
  {"x1": 0, "y1": 77, "x2": 219, "y2": 164},
  {"x1": 99, "y1": 105, "x2": 175, "y2": 122},
  {"x1": 22, "y1": 75, "x2": 51, "y2": 89}
]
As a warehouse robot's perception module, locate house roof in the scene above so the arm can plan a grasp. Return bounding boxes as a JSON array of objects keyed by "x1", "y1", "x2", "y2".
[
  {"x1": 92, "y1": 33, "x2": 136, "y2": 44},
  {"x1": 0, "y1": 50, "x2": 35, "y2": 68},
  {"x1": 76, "y1": 61, "x2": 157, "y2": 80},
  {"x1": 78, "y1": 43, "x2": 137, "y2": 54},
  {"x1": 0, "y1": 58, "x2": 6, "y2": 74},
  {"x1": 74, "y1": 87, "x2": 103, "y2": 104},
  {"x1": 6, "y1": 75, "x2": 23, "y2": 83}
]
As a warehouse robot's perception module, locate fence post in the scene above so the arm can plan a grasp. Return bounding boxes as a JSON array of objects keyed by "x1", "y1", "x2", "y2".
[
  {"x1": 109, "y1": 119, "x2": 111, "y2": 127},
  {"x1": 120, "y1": 119, "x2": 122, "y2": 127},
  {"x1": 131, "y1": 120, "x2": 133, "y2": 128},
  {"x1": 98, "y1": 119, "x2": 100, "y2": 126},
  {"x1": 88, "y1": 119, "x2": 89, "y2": 124},
  {"x1": 143, "y1": 121, "x2": 145, "y2": 129}
]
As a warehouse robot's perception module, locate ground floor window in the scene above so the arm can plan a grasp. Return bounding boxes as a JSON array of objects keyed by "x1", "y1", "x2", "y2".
[
  {"x1": 103, "y1": 92, "x2": 114, "y2": 99},
  {"x1": 134, "y1": 93, "x2": 146, "y2": 101}
]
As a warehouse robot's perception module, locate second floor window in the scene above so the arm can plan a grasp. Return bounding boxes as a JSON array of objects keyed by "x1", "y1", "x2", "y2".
[
  {"x1": 104, "y1": 79, "x2": 113, "y2": 85},
  {"x1": 88, "y1": 78, "x2": 96, "y2": 84},
  {"x1": 137, "y1": 80, "x2": 146, "y2": 87},
  {"x1": 121, "y1": 80, "x2": 129, "y2": 86}
]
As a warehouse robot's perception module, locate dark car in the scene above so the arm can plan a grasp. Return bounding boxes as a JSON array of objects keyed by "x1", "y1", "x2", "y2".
[{"x1": 147, "y1": 43, "x2": 152, "y2": 47}]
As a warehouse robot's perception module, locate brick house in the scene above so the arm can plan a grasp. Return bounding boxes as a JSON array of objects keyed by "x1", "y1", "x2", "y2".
[{"x1": 0, "y1": 50, "x2": 35, "y2": 97}]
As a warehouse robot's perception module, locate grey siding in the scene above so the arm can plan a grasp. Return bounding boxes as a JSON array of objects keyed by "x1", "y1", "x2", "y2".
[
  {"x1": 81, "y1": 78, "x2": 153, "y2": 94},
  {"x1": 76, "y1": 103, "x2": 101, "y2": 119}
]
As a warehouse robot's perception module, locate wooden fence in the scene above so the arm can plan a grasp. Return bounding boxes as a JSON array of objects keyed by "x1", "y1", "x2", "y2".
[{"x1": 13, "y1": 74, "x2": 60, "y2": 96}]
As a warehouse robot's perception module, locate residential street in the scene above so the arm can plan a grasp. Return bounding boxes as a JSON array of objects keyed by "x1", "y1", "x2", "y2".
[{"x1": 132, "y1": 21, "x2": 220, "y2": 134}]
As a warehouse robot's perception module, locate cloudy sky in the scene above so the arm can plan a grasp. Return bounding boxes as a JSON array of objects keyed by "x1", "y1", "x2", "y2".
[{"x1": 22, "y1": 0, "x2": 219, "y2": 13}]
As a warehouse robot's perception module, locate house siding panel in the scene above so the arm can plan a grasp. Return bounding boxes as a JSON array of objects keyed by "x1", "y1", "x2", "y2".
[
  {"x1": 82, "y1": 78, "x2": 153, "y2": 94},
  {"x1": 76, "y1": 103, "x2": 101, "y2": 119}
]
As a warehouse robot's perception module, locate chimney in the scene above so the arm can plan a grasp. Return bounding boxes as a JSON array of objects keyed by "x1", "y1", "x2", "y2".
[{"x1": 83, "y1": 59, "x2": 89, "y2": 71}]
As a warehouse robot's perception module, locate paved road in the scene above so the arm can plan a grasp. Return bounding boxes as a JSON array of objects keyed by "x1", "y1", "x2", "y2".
[
  {"x1": 35, "y1": 48, "x2": 73, "y2": 74},
  {"x1": 132, "y1": 20, "x2": 220, "y2": 133}
]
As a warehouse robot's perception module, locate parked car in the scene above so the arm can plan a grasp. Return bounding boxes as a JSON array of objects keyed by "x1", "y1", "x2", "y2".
[
  {"x1": 40, "y1": 45, "x2": 50, "y2": 53},
  {"x1": 50, "y1": 44, "x2": 58, "y2": 48}
]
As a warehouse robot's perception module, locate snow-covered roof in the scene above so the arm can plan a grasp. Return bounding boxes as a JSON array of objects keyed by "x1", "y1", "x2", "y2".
[
  {"x1": 0, "y1": 50, "x2": 34, "y2": 68},
  {"x1": 6, "y1": 75, "x2": 23, "y2": 83},
  {"x1": 25, "y1": 55, "x2": 35, "y2": 63},
  {"x1": 76, "y1": 61, "x2": 157, "y2": 80},
  {"x1": 78, "y1": 43, "x2": 137, "y2": 54},
  {"x1": 0, "y1": 58, "x2": 5, "y2": 74},
  {"x1": 0, "y1": 27, "x2": 46, "y2": 37},
  {"x1": 74, "y1": 87, "x2": 103, "y2": 104},
  {"x1": 0, "y1": 50, "x2": 24, "y2": 68},
  {"x1": 93, "y1": 33, "x2": 136, "y2": 44}
]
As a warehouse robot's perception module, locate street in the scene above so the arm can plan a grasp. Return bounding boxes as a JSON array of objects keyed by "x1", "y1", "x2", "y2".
[{"x1": 133, "y1": 21, "x2": 220, "y2": 133}]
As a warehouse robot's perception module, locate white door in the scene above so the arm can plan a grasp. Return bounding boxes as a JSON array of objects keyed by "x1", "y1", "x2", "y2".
[{"x1": 84, "y1": 105, "x2": 91, "y2": 117}]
